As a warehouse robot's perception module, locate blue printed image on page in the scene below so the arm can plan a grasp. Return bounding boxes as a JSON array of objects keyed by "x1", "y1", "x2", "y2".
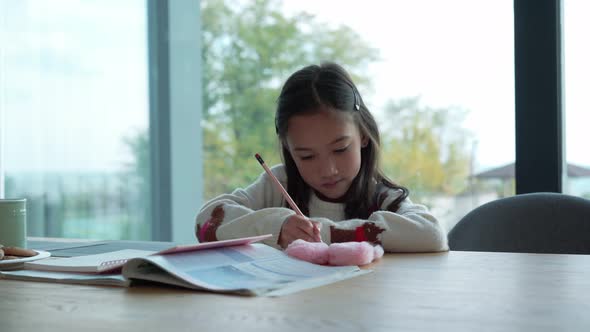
[
  {"x1": 156, "y1": 244, "x2": 282, "y2": 272},
  {"x1": 185, "y1": 265, "x2": 291, "y2": 289}
]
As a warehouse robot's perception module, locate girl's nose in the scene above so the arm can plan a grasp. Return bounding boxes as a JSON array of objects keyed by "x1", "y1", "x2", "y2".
[{"x1": 320, "y1": 158, "x2": 338, "y2": 177}]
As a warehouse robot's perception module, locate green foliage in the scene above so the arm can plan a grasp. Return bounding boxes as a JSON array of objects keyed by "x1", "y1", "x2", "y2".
[
  {"x1": 123, "y1": 0, "x2": 474, "y2": 207},
  {"x1": 201, "y1": 0, "x2": 378, "y2": 198},
  {"x1": 380, "y1": 97, "x2": 472, "y2": 201}
]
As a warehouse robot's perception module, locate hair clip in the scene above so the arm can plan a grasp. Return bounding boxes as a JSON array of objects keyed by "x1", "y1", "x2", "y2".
[
  {"x1": 345, "y1": 80, "x2": 360, "y2": 111},
  {"x1": 353, "y1": 90, "x2": 360, "y2": 111}
]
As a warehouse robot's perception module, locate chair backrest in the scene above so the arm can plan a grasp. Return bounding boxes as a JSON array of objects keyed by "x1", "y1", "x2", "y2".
[{"x1": 448, "y1": 192, "x2": 590, "y2": 254}]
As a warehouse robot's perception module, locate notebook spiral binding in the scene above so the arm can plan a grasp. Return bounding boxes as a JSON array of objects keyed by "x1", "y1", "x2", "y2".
[{"x1": 98, "y1": 259, "x2": 129, "y2": 271}]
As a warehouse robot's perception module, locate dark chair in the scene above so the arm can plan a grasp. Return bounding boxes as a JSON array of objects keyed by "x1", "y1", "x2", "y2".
[{"x1": 448, "y1": 192, "x2": 590, "y2": 254}]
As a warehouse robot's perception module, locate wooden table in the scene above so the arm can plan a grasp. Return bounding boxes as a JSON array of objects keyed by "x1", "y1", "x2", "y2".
[{"x1": 1, "y1": 250, "x2": 589, "y2": 332}]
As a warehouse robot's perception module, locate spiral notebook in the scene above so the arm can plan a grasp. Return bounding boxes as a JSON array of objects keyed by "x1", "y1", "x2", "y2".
[
  {"x1": 23, "y1": 234, "x2": 272, "y2": 274},
  {"x1": 23, "y1": 249, "x2": 155, "y2": 273}
]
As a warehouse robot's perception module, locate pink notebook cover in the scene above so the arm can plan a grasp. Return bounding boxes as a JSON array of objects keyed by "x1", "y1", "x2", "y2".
[{"x1": 155, "y1": 234, "x2": 272, "y2": 255}]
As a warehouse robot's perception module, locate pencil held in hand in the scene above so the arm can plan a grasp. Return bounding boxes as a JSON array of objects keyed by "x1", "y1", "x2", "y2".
[
  {"x1": 255, "y1": 153, "x2": 303, "y2": 216},
  {"x1": 255, "y1": 153, "x2": 322, "y2": 242},
  {"x1": 254, "y1": 153, "x2": 321, "y2": 242}
]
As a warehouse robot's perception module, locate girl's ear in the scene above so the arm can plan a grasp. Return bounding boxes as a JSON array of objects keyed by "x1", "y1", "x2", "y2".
[{"x1": 361, "y1": 136, "x2": 369, "y2": 148}]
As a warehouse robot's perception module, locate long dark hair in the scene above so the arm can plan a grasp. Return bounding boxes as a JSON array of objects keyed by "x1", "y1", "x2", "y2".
[{"x1": 275, "y1": 62, "x2": 409, "y2": 219}]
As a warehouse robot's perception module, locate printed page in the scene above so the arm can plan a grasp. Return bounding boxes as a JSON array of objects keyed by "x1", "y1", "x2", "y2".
[{"x1": 122, "y1": 243, "x2": 370, "y2": 296}]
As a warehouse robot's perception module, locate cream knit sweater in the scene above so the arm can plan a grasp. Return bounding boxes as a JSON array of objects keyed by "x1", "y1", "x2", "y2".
[{"x1": 195, "y1": 165, "x2": 448, "y2": 252}]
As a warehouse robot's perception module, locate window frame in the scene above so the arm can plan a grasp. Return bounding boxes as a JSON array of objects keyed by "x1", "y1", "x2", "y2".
[
  {"x1": 514, "y1": 0, "x2": 564, "y2": 194},
  {"x1": 147, "y1": 0, "x2": 203, "y2": 242}
]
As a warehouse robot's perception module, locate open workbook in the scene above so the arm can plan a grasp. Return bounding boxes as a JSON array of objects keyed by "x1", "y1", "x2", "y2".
[
  {"x1": 20, "y1": 235, "x2": 275, "y2": 273},
  {"x1": 0, "y1": 235, "x2": 370, "y2": 296}
]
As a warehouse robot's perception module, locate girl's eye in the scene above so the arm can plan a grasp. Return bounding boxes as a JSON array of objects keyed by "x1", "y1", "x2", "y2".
[
  {"x1": 300, "y1": 155, "x2": 314, "y2": 161},
  {"x1": 334, "y1": 146, "x2": 349, "y2": 153}
]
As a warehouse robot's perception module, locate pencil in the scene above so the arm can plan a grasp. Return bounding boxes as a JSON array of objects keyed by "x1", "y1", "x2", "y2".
[{"x1": 255, "y1": 153, "x2": 304, "y2": 216}]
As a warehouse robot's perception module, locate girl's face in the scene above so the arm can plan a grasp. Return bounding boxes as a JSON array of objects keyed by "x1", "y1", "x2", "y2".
[{"x1": 285, "y1": 107, "x2": 367, "y2": 201}]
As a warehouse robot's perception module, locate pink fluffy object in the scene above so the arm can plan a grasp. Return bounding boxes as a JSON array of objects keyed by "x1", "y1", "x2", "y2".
[
  {"x1": 285, "y1": 239, "x2": 384, "y2": 266},
  {"x1": 285, "y1": 240, "x2": 329, "y2": 265}
]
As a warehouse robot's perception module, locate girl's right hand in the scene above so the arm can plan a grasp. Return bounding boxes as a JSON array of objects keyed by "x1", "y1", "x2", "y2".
[{"x1": 278, "y1": 215, "x2": 322, "y2": 249}]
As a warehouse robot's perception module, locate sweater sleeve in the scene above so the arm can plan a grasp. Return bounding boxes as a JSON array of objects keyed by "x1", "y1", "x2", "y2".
[
  {"x1": 194, "y1": 165, "x2": 295, "y2": 249},
  {"x1": 310, "y1": 190, "x2": 449, "y2": 253}
]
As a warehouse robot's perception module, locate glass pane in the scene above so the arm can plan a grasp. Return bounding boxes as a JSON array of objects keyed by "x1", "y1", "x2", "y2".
[
  {"x1": 563, "y1": 0, "x2": 590, "y2": 199},
  {"x1": 0, "y1": 0, "x2": 150, "y2": 240},
  {"x1": 200, "y1": 0, "x2": 515, "y2": 232}
]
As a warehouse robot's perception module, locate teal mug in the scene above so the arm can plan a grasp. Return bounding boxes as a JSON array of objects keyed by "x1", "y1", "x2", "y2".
[{"x1": 0, "y1": 199, "x2": 27, "y2": 248}]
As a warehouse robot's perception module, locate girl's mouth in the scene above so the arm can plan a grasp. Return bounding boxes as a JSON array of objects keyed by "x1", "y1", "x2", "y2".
[{"x1": 322, "y1": 179, "x2": 342, "y2": 188}]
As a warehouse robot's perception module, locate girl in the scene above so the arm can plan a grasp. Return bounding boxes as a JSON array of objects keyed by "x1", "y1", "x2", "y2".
[{"x1": 195, "y1": 62, "x2": 448, "y2": 252}]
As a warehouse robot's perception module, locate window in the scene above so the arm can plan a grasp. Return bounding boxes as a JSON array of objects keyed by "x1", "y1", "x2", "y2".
[
  {"x1": 564, "y1": 0, "x2": 590, "y2": 199},
  {"x1": 1, "y1": 0, "x2": 570, "y2": 241},
  {"x1": 200, "y1": 0, "x2": 515, "y2": 231},
  {"x1": 0, "y1": 0, "x2": 150, "y2": 239}
]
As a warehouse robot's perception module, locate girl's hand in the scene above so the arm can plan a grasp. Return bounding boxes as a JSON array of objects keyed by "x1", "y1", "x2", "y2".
[{"x1": 278, "y1": 215, "x2": 322, "y2": 248}]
